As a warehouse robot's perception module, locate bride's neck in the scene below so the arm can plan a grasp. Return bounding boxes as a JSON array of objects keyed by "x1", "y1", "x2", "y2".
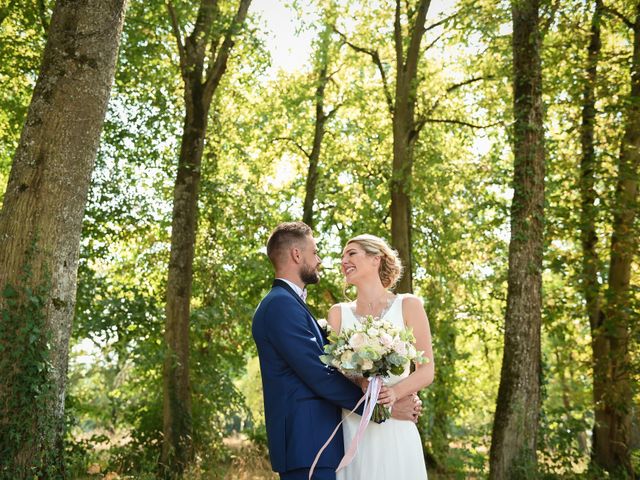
[{"x1": 355, "y1": 280, "x2": 387, "y2": 304}]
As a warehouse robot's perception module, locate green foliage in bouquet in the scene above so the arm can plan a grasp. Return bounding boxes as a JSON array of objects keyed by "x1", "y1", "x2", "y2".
[{"x1": 320, "y1": 314, "x2": 428, "y2": 379}]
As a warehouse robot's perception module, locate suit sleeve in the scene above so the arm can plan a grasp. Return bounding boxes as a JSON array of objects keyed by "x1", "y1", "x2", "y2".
[{"x1": 264, "y1": 298, "x2": 363, "y2": 412}]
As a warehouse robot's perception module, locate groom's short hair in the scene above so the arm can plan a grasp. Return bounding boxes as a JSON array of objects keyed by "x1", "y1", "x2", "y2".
[{"x1": 267, "y1": 222, "x2": 312, "y2": 267}]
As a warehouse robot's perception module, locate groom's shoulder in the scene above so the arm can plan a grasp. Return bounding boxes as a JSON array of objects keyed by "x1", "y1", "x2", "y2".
[
  {"x1": 262, "y1": 284, "x2": 290, "y2": 303},
  {"x1": 255, "y1": 286, "x2": 296, "y2": 314}
]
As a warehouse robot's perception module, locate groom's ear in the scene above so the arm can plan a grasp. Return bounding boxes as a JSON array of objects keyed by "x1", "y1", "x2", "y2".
[{"x1": 290, "y1": 246, "x2": 302, "y2": 264}]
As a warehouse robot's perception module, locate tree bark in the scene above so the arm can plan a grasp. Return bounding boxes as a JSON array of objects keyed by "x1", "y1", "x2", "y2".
[
  {"x1": 575, "y1": 0, "x2": 611, "y2": 472},
  {"x1": 302, "y1": 24, "x2": 334, "y2": 229},
  {"x1": 489, "y1": 0, "x2": 545, "y2": 478},
  {"x1": 161, "y1": 0, "x2": 251, "y2": 476},
  {"x1": 0, "y1": 0, "x2": 127, "y2": 476},
  {"x1": 337, "y1": 0, "x2": 430, "y2": 292},
  {"x1": 391, "y1": 0, "x2": 430, "y2": 294},
  {"x1": 579, "y1": 0, "x2": 603, "y2": 337},
  {"x1": 592, "y1": 3, "x2": 640, "y2": 475}
]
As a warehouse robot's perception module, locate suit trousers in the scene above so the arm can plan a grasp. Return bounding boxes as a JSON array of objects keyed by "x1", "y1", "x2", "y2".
[{"x1": 280, "y1": 467, "x2": 335, "y2": 480}]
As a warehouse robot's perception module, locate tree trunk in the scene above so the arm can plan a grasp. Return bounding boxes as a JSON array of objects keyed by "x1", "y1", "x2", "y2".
[
  {"x1": 592, "y1": 4, "x2": 640, "y2": 475},
  {"x1": 391, "y1": 104, "x2": 414, "y2": 294},
  {"x1": 489, "y1": 0, "x2": 544, "y2": 478},
  {"x1": 0, "y1": 0, "x2": 127, "y2": 476},
  {"x1": 390, "y1": 0, "x2": 430, "y2": 294},
  {"x1": 161, "y1": 0, "x2": 251, "y2": 476},
  {"x1": 579, "y1": 0, "x2": 603, "y2": 335},
  {"x1": 162, "y1": 103, "x2": 206, "y2": 475},
  {"x1": 302, "y1": 24, "x2": 333, "y2": 229},
  {"x1": 574, "y1": 0, "x2": 611, "y2": 472}
]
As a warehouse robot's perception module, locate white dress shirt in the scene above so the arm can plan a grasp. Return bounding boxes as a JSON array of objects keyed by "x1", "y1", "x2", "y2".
[{"x1": 276, "y1": 278, "x2": 307, "y2": 302}]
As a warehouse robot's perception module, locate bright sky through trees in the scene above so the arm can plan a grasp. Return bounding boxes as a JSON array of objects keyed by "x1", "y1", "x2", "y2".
[{"x1": 254, "y1": 0, "x2": 458, "y2": 74}]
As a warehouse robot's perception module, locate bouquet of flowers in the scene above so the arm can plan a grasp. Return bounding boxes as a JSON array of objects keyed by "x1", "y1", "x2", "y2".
[{"x1": 320, "y1": 314, "x2": 427, "y2": 422}]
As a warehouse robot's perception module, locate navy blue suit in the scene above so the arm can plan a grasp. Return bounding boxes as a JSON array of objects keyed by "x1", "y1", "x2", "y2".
[{"x1": 252, "y1": 280, "x2": 363, "y2": 478}]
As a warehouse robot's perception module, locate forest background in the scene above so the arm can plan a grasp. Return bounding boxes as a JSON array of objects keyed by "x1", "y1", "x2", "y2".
[{"x1": 0, "y1": 0, "x2": 638, "y2": 479}]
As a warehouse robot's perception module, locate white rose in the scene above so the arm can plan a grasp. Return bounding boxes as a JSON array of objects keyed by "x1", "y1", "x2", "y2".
[
  {"x1": 367, "y1": 327, "x2": 379, "y2": 337},
  {"x1": 380, "y1": 333, "x2": 393, "y2": 347},
  {"x1": 349, "y1": 332, "x2": 367, "y2": 349},
  {"x1": 361, "y1": 359, "x2": 373, "y2": 370},
  {"x1": 392, "y1": 339, "x2": 408, "y2": 356}
]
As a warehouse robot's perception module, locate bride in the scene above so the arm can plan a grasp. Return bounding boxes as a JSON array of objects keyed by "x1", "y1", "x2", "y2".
[{"x1": 326, "y1": 234, "x2": 434, "y2": 480}]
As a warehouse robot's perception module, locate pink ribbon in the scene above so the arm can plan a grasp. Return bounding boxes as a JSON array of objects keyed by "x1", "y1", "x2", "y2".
[{"x1": 308, "y1": 377, "x2": 382, "y2": 480}]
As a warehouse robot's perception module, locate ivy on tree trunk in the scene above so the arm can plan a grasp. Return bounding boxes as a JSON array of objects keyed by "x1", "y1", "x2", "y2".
[
  {"x1": 0, "y1": 0, "x2": 127, "y2": 475},
  {"x1": 591, "y1": 3, "x2": 640, "y2": 476},
  {"x1": 489, "y1": 0, "x2": 545, "y2": 477},
  {"x1": 161, "y1": 0, "x2": 252, "y2": 476}
]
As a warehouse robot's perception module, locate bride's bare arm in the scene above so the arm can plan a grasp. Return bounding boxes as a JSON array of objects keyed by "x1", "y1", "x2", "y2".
[
  {"x1": 326, "y1": 304, "x2": 342, "y2": 333},
  {"x1": 377, "y1": 295, "x2": 435, "y2": 406}
]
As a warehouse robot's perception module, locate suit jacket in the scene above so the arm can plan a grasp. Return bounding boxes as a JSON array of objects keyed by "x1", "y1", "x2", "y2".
[{"x1": 252, "y1": 279, "x2": 363, "y2": 473}]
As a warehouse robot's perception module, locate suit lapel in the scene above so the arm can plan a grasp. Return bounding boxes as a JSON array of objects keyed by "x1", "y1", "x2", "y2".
[{"x1": 272, "y1": 279, "x2": 327, "y2": 344}]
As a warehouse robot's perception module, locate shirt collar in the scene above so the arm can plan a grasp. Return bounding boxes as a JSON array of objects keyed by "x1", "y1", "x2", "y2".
[{"x1": 276, "y1": 278, "x2": 307, "y2": 302}]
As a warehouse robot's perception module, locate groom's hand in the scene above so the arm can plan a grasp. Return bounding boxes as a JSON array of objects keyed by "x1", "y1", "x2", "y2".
[{"x1": 390, "y1": 393, "x2": 422, "y2": 423}]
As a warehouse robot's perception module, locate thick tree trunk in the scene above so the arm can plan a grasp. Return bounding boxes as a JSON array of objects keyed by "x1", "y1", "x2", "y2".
[
  {"x1": 592, "y1": 5, "x2": 640, "y2": 475},
  {"x1": 390, "y1": 0, "x2": 430, "y2": 294},
  {"x1": 0, "y1": 0, "x2": 126, "y2": 476},
  {"x1": 489, "y1": 0, "x2": 544, "y2": 478},
  {"x1": 161, "y1": 0, "x2": 251, "y2": 476},
  {"x1": 162, "y1": 103, "x2": 206, "y2": 474},
  {"x1": 391, "y1": 100, "x2": 414, "y2": 294},
  {"x1": 575, "y1": 0, "x2": 612, "y2": 472}
]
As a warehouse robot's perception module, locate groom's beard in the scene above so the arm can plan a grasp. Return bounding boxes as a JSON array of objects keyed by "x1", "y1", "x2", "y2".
[{"x1": 300, "y1": 261, "x2": 320, "y2": 285}]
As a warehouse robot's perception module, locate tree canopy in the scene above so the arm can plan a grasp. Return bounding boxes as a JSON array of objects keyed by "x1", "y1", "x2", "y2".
[{"x1": 0, "y1": 0, "x2": 638, "y2": 478}]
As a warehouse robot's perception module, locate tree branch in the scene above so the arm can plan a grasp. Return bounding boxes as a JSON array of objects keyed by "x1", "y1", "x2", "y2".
[
  {"x1": 188, "y1": 0, "x2": 218, "y2": 57},
  {"x1": 394, "y1": 0, "x2": 403, "y2": 71},
  {"x1": 425, "y1": 10, "x2": 458, "y2": 33},
  {"x1": 416, "y1": 117, "x2": 502, "y2": 132},
  {"x1": 540, "y1": 0, "x2": 560, "y2": 37},
  {"x1": 424, "y1": 76, "x2": 491, "y2": 116},
  {"x1": 37, "y1": 0, "x2": 48, "y2": 33},
  {"x1": 203, "y1": 0, "x2": 252, "y2": 101},
  {"x1": 423, "y1": 31, "x2": 445, "y2": 53},
  {"x1": 404, "y1": 0, "x2": 431, "y2": 81},
  {"x1": 446, "y1": 75, "x2": 490, "y2": 93},
  {"x1": 275, "y1": 137, "x2": 311, "y2": 159},
  {"x1": 166, "y1": 1, "x2": 187, "y2": 78},
  {"x1": 601, "y1": 2, "x2": 634, "y2": 29},
  {"x1": 326, "y1": 103, "x2": 343, "y2": 120},
  {"x1": 0, "y1": 0, "x2": 18, "y2": 27},
  {"x1": 334, "y1": 27, "x2": 394, "y2": 114},
  {"x1": 206, "y1": 34, "x2": 223, "y2": 79}
]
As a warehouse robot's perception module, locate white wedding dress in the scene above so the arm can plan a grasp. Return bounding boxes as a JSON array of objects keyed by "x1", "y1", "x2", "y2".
[{"x1": 338, "y1": 295, "x2": 428, "y2": 480}]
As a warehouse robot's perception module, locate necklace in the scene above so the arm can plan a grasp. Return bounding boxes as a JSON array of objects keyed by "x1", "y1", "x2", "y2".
[{"x1": 353, "y1": 294, "x2": 396, "y2": 320}]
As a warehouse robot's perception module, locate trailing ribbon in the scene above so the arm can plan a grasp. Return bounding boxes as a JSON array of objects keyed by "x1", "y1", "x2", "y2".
[{"x1": 308, "y1": 377, "x2": 383, "y2": 480}]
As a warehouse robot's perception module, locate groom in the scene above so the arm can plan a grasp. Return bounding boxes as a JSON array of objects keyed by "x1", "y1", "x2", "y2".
[{"x1": 252, "y1": 222, "x2": 421, "y2": 480}]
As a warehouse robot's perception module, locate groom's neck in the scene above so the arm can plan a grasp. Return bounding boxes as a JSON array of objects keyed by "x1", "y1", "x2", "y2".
[{"x1": 274, "y1": 270, "x2": 305, "y2": 290}]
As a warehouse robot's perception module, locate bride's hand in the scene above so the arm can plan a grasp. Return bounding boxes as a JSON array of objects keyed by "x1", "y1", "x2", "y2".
[{"x1": 377, "y1": 385, "x2": 397, "y2": 406}]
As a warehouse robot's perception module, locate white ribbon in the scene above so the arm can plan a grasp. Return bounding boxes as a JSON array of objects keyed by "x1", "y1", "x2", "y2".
[{"x1": 308, "y1": 376, "x2": 382, "y2": 479}]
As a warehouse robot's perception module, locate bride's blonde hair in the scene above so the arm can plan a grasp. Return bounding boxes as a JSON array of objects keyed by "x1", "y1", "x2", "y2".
[{"x1": 345, "y1": 234, "x2": 403, "y2": 290}]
